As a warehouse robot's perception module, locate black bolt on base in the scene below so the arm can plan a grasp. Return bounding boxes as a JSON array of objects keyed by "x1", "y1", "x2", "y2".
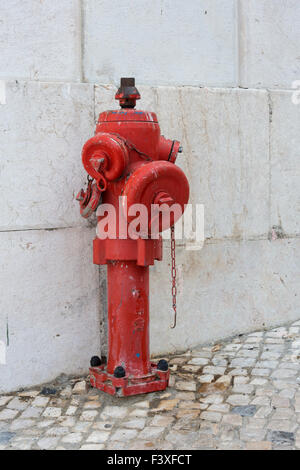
[
  {"x1": 157, "y1": 359, "x2": 169, "y2": 371},
  {"x1": 90, "y1": 356, "x2": 102, "y2": 367},
  {"x1": 114, "y1": 366, "x2": 126, "y2": 378}
]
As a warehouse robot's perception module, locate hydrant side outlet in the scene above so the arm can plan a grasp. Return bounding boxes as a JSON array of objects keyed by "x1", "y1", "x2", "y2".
[{"x1": 77, "y1": 78, "x2": 189, "y2": 397}]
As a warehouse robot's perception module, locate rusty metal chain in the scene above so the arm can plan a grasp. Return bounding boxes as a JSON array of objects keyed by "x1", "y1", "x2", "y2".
[
  {"x1": 170, "y1": 225, "x2": 177, "y2": 329},
  {"x1": 110, "y1": 133, "x2": 153, "y2": 161},
  {"x1": 86, "y1": 159, "x2": 107, "y2": 193}
]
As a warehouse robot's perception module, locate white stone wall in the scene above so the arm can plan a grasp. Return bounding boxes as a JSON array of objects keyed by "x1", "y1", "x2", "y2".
[{"x1": 0, "y1": 0, "x2": 299, "y2": 391}]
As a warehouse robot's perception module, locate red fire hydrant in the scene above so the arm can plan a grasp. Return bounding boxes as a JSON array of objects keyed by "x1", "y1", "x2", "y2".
[{"x1": 77, "y1": 78, "x2": 189, "y2": 396}]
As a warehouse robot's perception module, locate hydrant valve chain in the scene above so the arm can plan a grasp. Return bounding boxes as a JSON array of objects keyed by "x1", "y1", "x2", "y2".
[
  {"x1": 170, "y1": 225, "x2": 177, "y2": 329},
  {"x1": 110, "y1": 132, "x2": 153, "y2": 162}
]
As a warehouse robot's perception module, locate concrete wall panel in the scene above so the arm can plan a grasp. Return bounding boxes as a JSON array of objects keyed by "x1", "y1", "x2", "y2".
[
  {"x1": 0, "y1": 0, "x2": 81, "y2": 81},
  {"x1": 270, "y1": 90, "x2": 300, "y2": 235},
  {"x1": 0, "y1": 227, "x2": 100, "y2": 393},
  {"x1": 0, "y1": 81, "x2": 94, "y2": 231},
  {"x1": 84, "y1": 0, "x2": 237, "y2": 87},
  {"x1": 239, "y1": 0, "x2": 300, "y2": 88},
  {"x1": 150, "y1": 238, "x2": 300, "y2": 354}
]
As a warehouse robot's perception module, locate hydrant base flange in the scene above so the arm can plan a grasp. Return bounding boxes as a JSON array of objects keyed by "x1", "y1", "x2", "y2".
[{"x1": 90, "y1": 363, "x2": 169, "y2": 397}]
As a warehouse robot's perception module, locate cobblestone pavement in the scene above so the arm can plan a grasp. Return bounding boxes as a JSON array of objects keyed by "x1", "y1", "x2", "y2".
[{"x1": 1, "y1": 320, "x2": 300, "y2": 450}]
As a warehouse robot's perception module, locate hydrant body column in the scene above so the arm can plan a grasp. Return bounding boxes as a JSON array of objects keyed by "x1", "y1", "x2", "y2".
[
  {"x1": 77, "y1": 78, "x2": 189, "y2": 397},
  {"x1": 107, "y1": 261, "x2": 150, "y2": 377}
]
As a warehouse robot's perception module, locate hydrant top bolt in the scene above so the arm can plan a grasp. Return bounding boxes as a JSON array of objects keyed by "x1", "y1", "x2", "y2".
[{"x1": 115, "y1": 77, "x2": 141, "y2": 109}]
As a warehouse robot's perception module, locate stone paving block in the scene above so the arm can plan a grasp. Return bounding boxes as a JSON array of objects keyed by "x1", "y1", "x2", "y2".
[
  {"x1": 202, "y1": 366, "x2": 226, "y2": 376},
  {"x1": 0, "y1": 409, "x2": 19, "y2": 420},
  {"x1": 80, "y1": 444, "x2": 105, "y2": 450},
  {"x1": 246, "y1": 441, "x2": 272, "y2": 450},
  {"x1": 123, "y1": 418, "x2": 146, "y2": 430},
  {"x1": 229, "y1": 369, "x2": 248, "y2": 377},
  {"x1": 227, "y1": 395, "x2": 250, "y2": 406},
  {"x1": 36, "y1": 420, "x2": 54, "y2": 429},
  {"x1": 139, "y1": 426, "x2": 165, "y2": 440},
  {"x1": 37, "y1": 437, "x2": 59, "y2": 450},
  {"x1": 187, "y1": 357, "x2": 209, "y2": 366},
  {"x1": 0, "y1": 1, "x2": 81, "y2": 81},
  {"x1": 231, "y1": 405, "x2": 256, "y2": 417},
  {"x1": 20, "y1": 407, "x2": 42, "y2": 419},
  {"x1": 153, "y1": 399, "x2": 179, "y2": 412},
  {"x1": 150, "y1": 415, "x2": 174, "y2": 427},
  {"x1": 6, "y1": 397, "x2": 28, "y2": 411},
  {"x1": 9, "y1": 437, "x2": 34, "y2": 450},
  {"x1": 267, "y1": 421, "x2": 297, "y2": 433},
  {"x1": 110, "y1": 429, "x2": 138, "y2": 441},
  {"x1": 80, "y1": 410, "x2": 98, "y2": 422},
  {"x1": 0, "y1": 431, "x2": 16, "y2": 445},
  {"x1": 198, "y1": 375, "x2": 214, "y2": 384},
  {"x1": 200, "y1": 394, "x2": 224, "y2": 405},
  {"x1": 279, "y1": 389, "x2": 295, "y2": 400},
  {"x1": 65, "y1": 406, "x2": 77, "y2": 416},
  {"x1": 58, "y1": 416, "x2": 76, "y2": 428},
  {"x1": 176, "y1": 409, "x2": 200, "y2": 419},
  {"x1": 222, "y1": 414, "x2": 243, "y2": 427},
  {"x1": 42, "y1": 407, "x2": 61, "y2": 418},
  {"x1": 255, "y1": 360, "x2": 279, "y2": 369},
  {"x1": 129, "y1": 409, "x2": 148, "y2": 418},
  {"x1": 10, "y1": 419, "x2": 36, "y2": 431},
  {"x1": 232, "y1": 384, "x2": 254, "y2": 394},
  {"x1": 0, "y1": 81, "x2": 94, "y2": 231},
  {"x1": 246, "y1": 419, "x2": 266, "y2": 430},
  {"x1": 271, "y1": 368, "x2": 297, "y2": 379},
  {"x1": 175, "y1": 381, "x2": 197, "y2": 392},
  {"x1": 240, "y1": 427, "x2": 266, "y2": 442},
  {"x1": 207, "y1": 404, "x2": 230, "y2": 413},
  {"x1": 250, "y1": 378, "x2": 268, "y2": 386},
  {"x1": 251, "y1": 396, "x2": 270, "y2": 407},
  {"x1": 73, "y1": 381, "x2": 88, "y2": 395},
  {"x1": 84, "y1": 0, "x2": 237, "y2": 87},
  {"x1": 101, "y1": 406, "x2": 128, "y2": 419},
  {"x1": 255, "y1": 388, "x2": 274, "y2": 397},
  {"x1": 0, "y1": 397, "x2": 12, "y2": 407},
  {"x1": 272, "y1": 408, "x2": 294, "y2": 420},
  {"x1": 267, "y1": 430, "x2": 295, "y2": 447},
  {"x1": 218, "y1": 440, "x2": 243, "y2": 450},
  {"x1": 200, "y1": 411, "x2": 222, "y2": 423},
  {"x1": 271, "y1": 397, "x2": 290, "y2": 408},
  {"x1": 86, "y1": 431, "x2": 110, "y2": 443},
  {"x1": 234, "y1": 376, "x2": 249, "y2": 385},
  {"x1": 165, "y1": 430, "x2": 200, "y2": 448},
  {"x1": 251, "y1": 369, "x2": 271, "y2": 377},
  {"x1": 45, "y1": 426, "x2": 69, "y2": 437},
  {"x1": 239, "y1": 0, "x2": 300, "y2": 88}
]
